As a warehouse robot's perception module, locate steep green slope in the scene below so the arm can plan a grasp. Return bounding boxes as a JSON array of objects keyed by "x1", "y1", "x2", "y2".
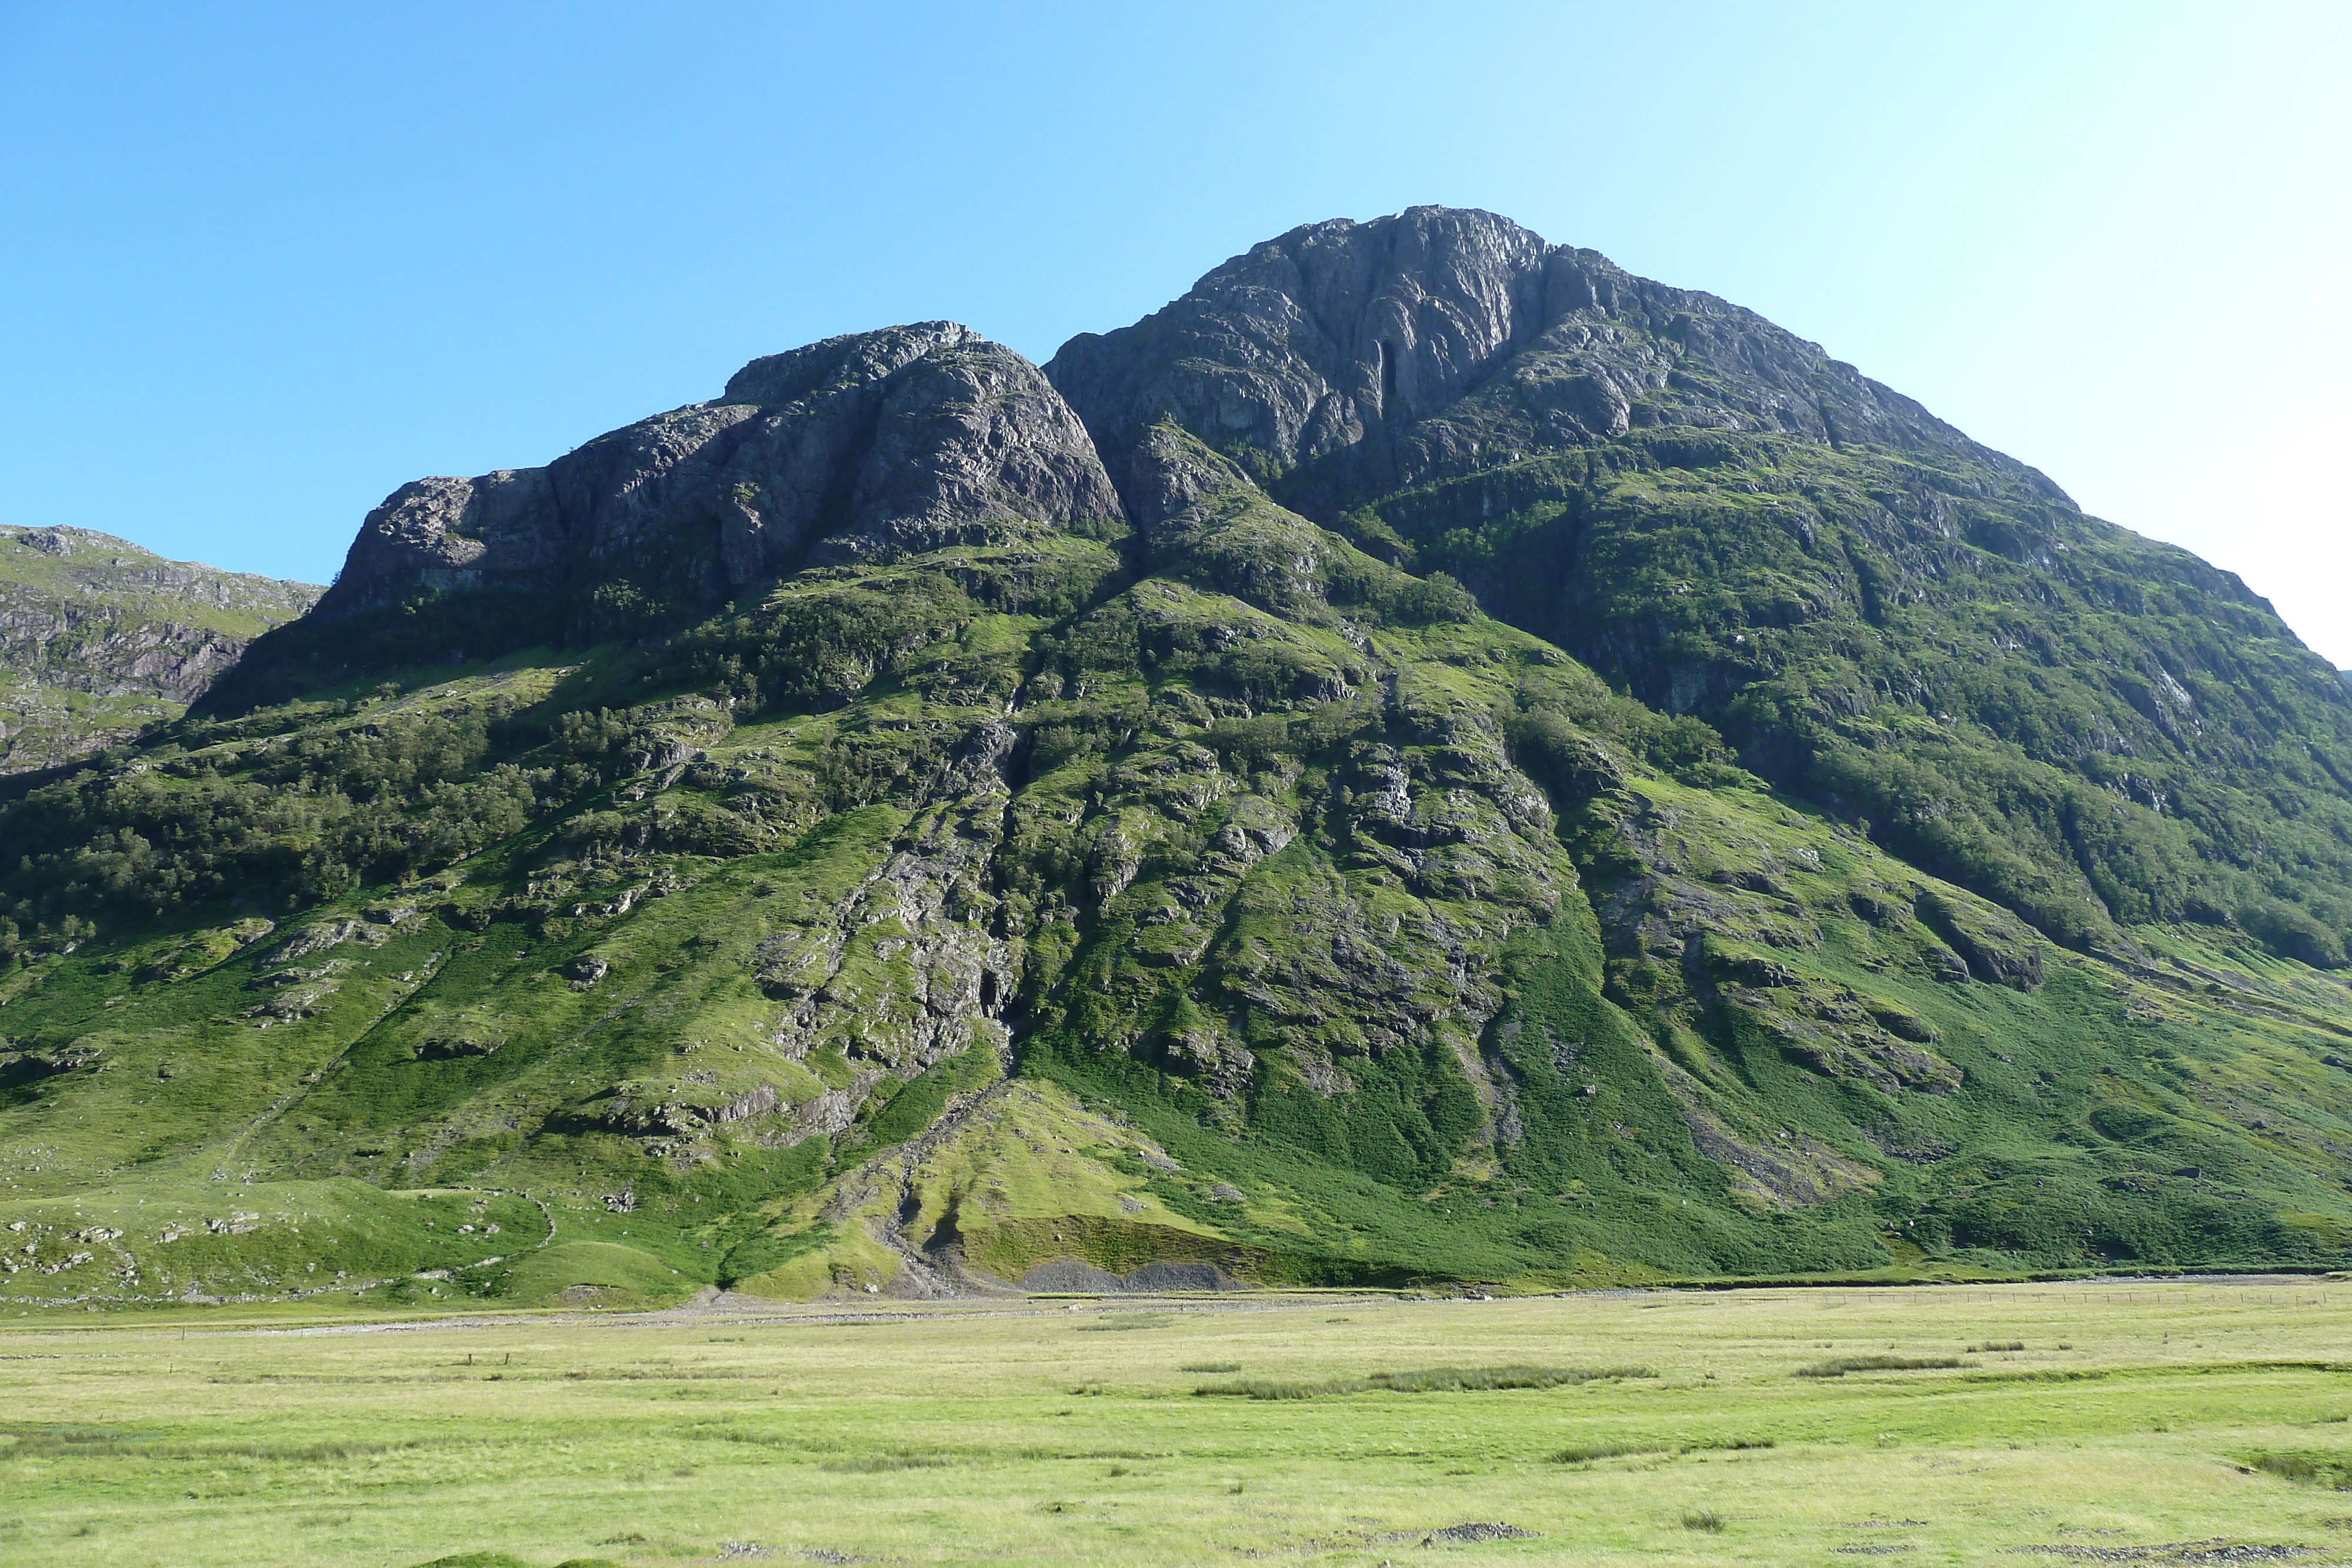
[
  {"x1": 0, "y1": 525, "x2": 322, "y2": 775},
  {"x1": 4, "y1": 244, "x2": 2351, "y2": 1310},
  {"x1": 1048, "y1": 208, "x2": 2352, "y2": 970},
  {"x1": 1351, "y1": 433, "x2": 2352, "y2": 969}
]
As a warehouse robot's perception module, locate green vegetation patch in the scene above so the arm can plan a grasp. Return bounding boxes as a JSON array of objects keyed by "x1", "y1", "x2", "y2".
[
  {"x1": 482, "y1": 1241, "x2": 691, "y2": 1309},
  {"x1": 864, "y1": 1041, "x2": 1002, "y2": 1147},
  {"x1": 1075, "y1": 1313, "x2": 1174, "y2": 1332},
  {"x1": 1794, "y1": 1354, "x2": 1967, "y2": 1378},
  {"x1": 1194, "y1": 1363, "x2": 1652, "y2": 1399},
  {"x1": 2246, "y1": 1450, "x2": 2352, "y2": 1488},
  {"x1": 0, "y1": 1281, "x2": 2346, "y2": 1566},
  {"x1": 1552, "y1": 1436, "x2": 1776, "y2": 1463}
]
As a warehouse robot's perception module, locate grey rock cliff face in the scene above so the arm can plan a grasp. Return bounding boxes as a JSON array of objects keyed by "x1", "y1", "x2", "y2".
[
  {"x1": 1047, "y1": 206, "x2": 2066, "y2": 519},
  {"x1": 323, "y1": 323, "x2": 1123, "y2": 618},
  {"x1": 0, "y1": 526, "x2": 321, "y2": 772}
]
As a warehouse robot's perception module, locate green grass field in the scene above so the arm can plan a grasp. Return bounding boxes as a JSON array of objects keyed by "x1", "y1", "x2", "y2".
[{"x1": 3, "y1": 1280, "x2": 2349, "y2": 1566}]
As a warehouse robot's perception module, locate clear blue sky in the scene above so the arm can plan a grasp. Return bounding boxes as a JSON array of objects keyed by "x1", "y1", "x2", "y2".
[{"x1": 5, "y1": 3, "x2": 2347, "y2": 656}]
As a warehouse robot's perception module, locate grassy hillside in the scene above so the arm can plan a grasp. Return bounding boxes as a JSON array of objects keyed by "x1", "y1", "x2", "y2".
[
  {"x1": 3, "y1": 424, "x2": 2349, "y2": 1308},
  {"x1": 1338, "y1": 431, "x2": 2352, "y2": 968},
  {"x1": 0, "y1": 524, "x2": 320, "y2": 774}
]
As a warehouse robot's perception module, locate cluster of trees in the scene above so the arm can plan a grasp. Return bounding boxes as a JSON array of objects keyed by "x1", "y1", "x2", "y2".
[
  {"x1": 0, "y1": 696, "x2": 705, "y2": 924},
  {"x1": 646, "y1": 545, "x2": 1120, "y2": 723}
]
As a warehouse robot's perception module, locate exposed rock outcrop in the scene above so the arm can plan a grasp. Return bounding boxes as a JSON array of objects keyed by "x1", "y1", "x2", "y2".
[
  {"x1": 321, "y1": 323, "x2": 1124, "y2": 621},
  {"x1": 1047, "y1": 206, "x2": 2066, "y2": 520},
  {"x1": 0, "y1": 525, "x2": 320, "y2": 771}
]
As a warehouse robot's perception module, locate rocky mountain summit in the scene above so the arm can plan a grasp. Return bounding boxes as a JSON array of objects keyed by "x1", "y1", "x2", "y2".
[
  {"x1": 2, "y1": 209, "x2": 2350, "y2": 1310},
  {"x1": 0, "y1": 524, "x2": 320, "y2": 774},
  {"x1": 315, "y1": 323, "x2": 1118, "y2": 621},
  {"x1": 1048, "y1": 207, "x2": 2059, "y2": 517}
]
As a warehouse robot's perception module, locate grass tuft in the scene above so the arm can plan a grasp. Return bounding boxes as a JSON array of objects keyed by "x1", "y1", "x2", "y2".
[
  {"x1": 2250, "y1": 1450, "x2": 2352, "y2": 1487},
  {"x1": 1197, "y1": 1365, "x2": 1652, "y2": 1400},
  {"x1": 0, "y1": 1427, "x2": 423, "y2": 1462},
  {"x1": 1552, "y1": 1435, "x2": 1773, "y2": 1463},
  {"x1": 1550, "y1": 1440, "x2": 1661, "y2": 1464},
  {"x1": 1795, "y1": 1355, "x2": 1964, "y2": 1379},
  {"x1": 816, "y1": 1451, "x2": 962, "y2": 1472}
]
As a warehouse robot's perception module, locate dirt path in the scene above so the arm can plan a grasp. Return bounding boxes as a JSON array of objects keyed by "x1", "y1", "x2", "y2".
[
  {"x1": 183, "y1": 1288, "x2": 1408, "y2": 1338},
  {"x1": 135, "y1": 1273, "x2": 2338, "y2": 1340}
]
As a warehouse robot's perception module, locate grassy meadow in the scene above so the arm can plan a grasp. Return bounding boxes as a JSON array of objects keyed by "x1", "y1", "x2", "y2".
[{"x1": 2, "y1": 1279, "x2": 2350, "y2": 1566}]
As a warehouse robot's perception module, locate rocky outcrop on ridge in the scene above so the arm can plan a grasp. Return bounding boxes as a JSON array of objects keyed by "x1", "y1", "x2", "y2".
[
  {"x1": 320, "y1": 323, "x2": 1124, "y2": 622},
  {"x1": 1047, "y1": 206, "x2": 2068, "y2": 521}
]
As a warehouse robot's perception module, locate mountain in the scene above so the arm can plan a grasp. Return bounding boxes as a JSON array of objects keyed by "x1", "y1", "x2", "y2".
[
  {"x1": 0, "y1": 525, "x2": 320, "y2": 774},
  {"x1": 1048, "y1": 212, "x2": 2352, "y2": 969},
  {"x1": 4, "y1": 210, "x2": 2350, "y2": 1311}
]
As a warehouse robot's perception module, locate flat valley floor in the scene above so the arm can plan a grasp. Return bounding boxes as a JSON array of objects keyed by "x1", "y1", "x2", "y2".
[{"x1": 3, "y1": 1279, "x2": 2348, "y2": 1566}]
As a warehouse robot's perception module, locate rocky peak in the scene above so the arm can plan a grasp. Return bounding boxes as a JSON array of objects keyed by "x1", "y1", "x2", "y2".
[
  {"x1": 720, "y1": 320, "x2": 978, "y2": 407},
  {"x1": 1048, "y1": 205, "x2": 2067, "y2": 518},
  {"x1": 320, "y1": 323, "x2": 1122, "y2": 624},
  {"x1": 14, "y1": 526, "x2": 88, "y2": 557}
]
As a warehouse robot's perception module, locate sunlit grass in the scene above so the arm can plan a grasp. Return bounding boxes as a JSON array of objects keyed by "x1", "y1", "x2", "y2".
[{"x1": 0, "y1": 1277, "x2": 2347, "y2": 1566}]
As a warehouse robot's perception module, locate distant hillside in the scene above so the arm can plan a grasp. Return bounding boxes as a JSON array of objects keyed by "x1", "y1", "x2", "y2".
[
  {"x1": 3, "y1": 214, "x2": 2350, "y2": 1313},
  {"x1": 0, "y1": 526, "x2": 320, "y2": 773}
]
